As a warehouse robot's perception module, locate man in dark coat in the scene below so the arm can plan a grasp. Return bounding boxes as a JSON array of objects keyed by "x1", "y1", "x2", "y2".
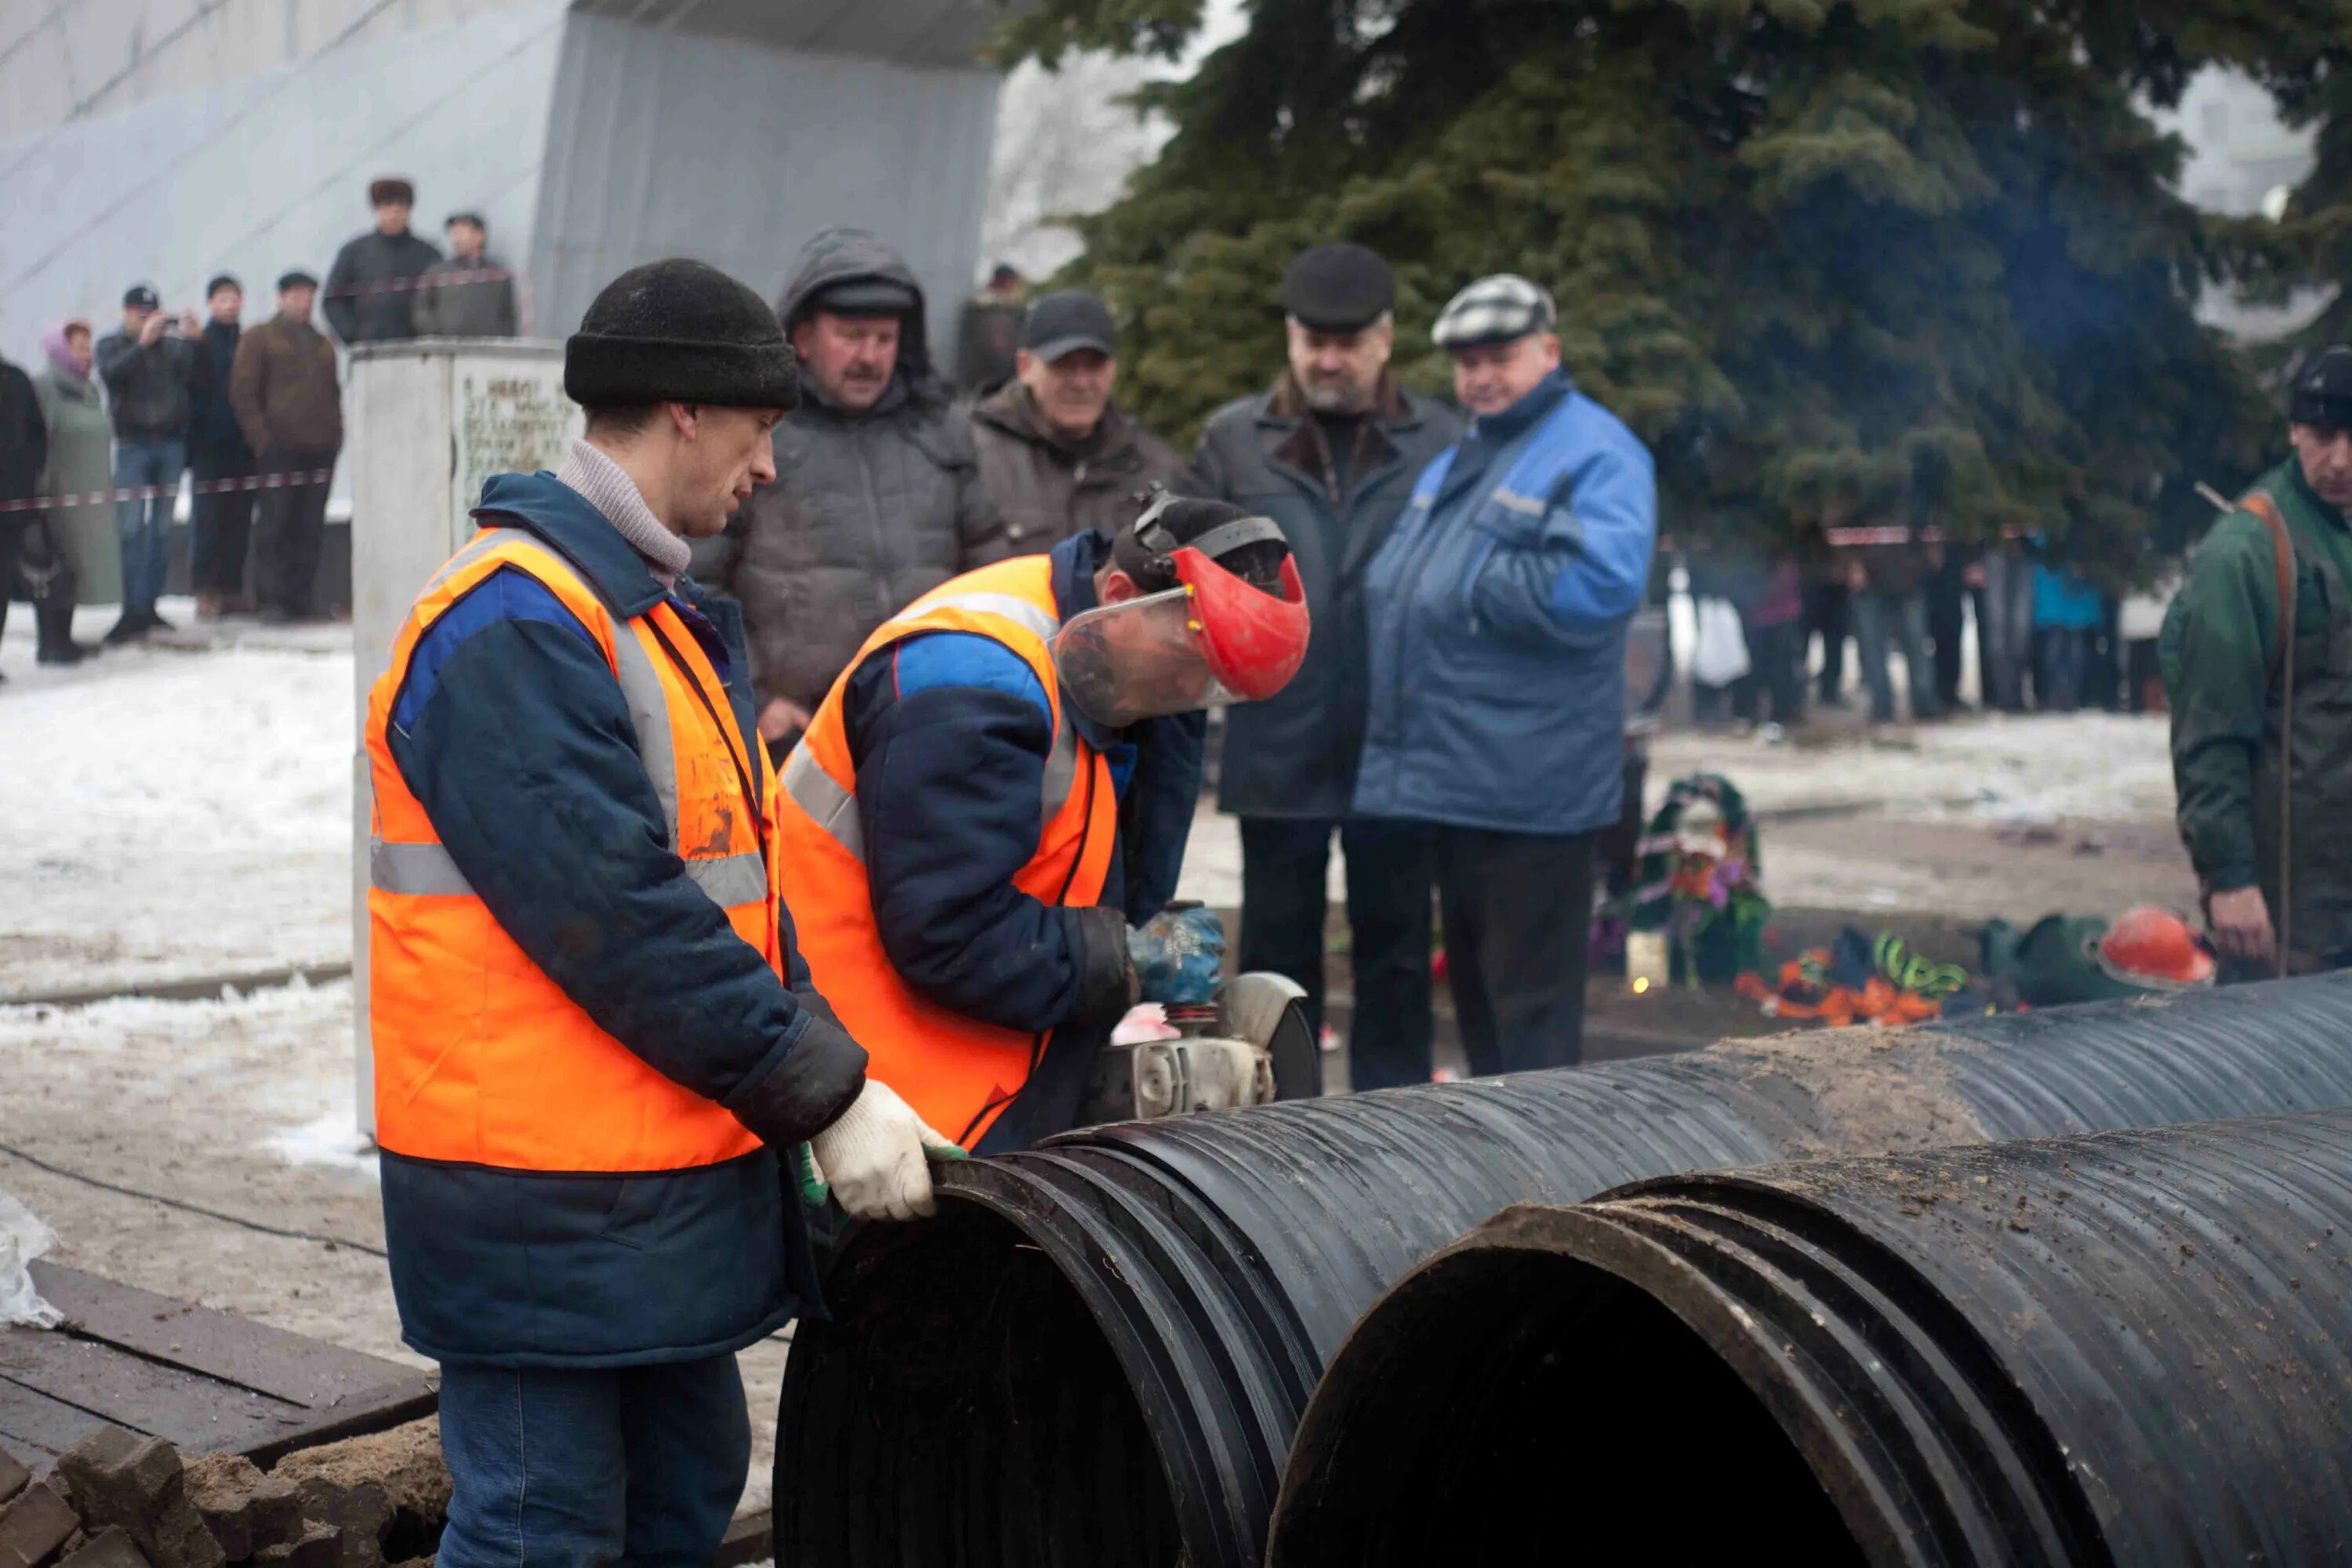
[
  {"x1": 0, "y1": 350, "x2": 48, "y2": 677},
  {"x1": 720, "y1": 227, "x2": 1005, "y2": 752},
  {"x1": 231, "y1": 274, "x2": 344, "y2": 621},
  {"x1": 323, "y1": 176, "x2": 444, "y2": 345},
  {"x1": 1184, "y1": 242, "x2": 1461, "y2": 1090},
  {"x1": 95, "y1": 281, "x2": 199, "y2": 641},
  {"x1": 412, "y1": 211, "x2": 521, "y2": 339},
  {"x1": 187, "y1": 274, "x2": 256, "y2": 617},
  {"x1": 955, "y1": 262, "x2": 1025, "y2": 397},
  {"x1": 971, "y1": 289, "x2": 1181, "y2": 554}
]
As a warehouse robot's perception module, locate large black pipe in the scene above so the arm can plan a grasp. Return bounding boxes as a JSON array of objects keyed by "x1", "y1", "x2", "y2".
[
  {"x1": 1269, "y1": 1108, "x2": 2352, "y2": 1566},
  {"x1": 777, "y1": 975, "x2": 2352, "y2": 1566}
]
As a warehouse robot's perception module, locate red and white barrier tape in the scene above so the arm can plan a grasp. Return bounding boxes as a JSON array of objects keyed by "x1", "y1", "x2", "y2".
[
  {"x1": 322, "y1": 268, "x2": 518, "y2": 299},
  {"x1": 0, "y1": 468, "x2": 334, "y2": 515}
]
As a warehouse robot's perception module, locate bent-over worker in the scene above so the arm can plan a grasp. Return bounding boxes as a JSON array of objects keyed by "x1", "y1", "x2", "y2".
[
  {"x1": 364, "y1": 260, "x2": 949, "y2": 1568},
  {"x1": 775, "y1": 492, "x2": 1310, "y2": 1152}
]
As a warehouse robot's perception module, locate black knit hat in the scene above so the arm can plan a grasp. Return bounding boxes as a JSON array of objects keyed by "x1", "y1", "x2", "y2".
[
  {"x1": 1283, "y1": 243, "x2": 1394, "y2": 332},
  {"x1": 206, "y1": 274, "x2": 241, "y2": 299},
  {"x1": 1112, "y1": 490, "x2": 1291, "y2": 593},
  {"x1": 565, "y1": 259, "x2": 801, "y2": 412},
  {"x1": 2290, "y1": 346, "x2": 2352, "y2": 430}
]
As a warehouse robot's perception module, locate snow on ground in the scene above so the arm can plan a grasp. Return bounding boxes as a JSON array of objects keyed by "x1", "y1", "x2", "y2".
[
  {"x1": 0, "y1": 597, "x2": 354, "y2": 999},
  {"x1": 1181, "y1": 710, "x2": 2183, "y2": 916},
  {"x1": 1647, "y1": 710, "x2": 2176, "y2": 826}
]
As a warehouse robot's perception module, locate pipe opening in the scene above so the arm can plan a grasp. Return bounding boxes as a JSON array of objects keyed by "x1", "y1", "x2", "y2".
[
  {"x1": 1272, "y1": 1246, "x2": 1865, "y2": 1566},
  {"x1": 779, "y1": 1201, "x2": 1183, "y2": 1565}
]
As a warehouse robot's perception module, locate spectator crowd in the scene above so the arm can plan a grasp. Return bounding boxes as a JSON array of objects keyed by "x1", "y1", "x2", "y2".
[
  {"x1": 0, "y1": 175, "x2": 521, "y2": 663},
  {"x1": 693, "y1": 229, "x2": 1655, "y2": 1086},
  {"x1": 13, "y1": 178, "x2": 2284, "y2": 1080},
  {"x1": 1682, "y1": 529, "x2": 2176, "y2": 739}
]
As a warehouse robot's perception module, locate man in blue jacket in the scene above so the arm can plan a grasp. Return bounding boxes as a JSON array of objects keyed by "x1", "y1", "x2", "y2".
[
  {"x1": 1355, "y1": 274, "x2": 1657, "y2": 1075},
  {"x1": 365, "y1": 260, "x2": 946, "y2": 1568}
]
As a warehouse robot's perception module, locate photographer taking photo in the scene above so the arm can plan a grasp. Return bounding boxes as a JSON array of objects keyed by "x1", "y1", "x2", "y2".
[{"x1": 94, "y1": 283, "x2": 200, "y2": 643}]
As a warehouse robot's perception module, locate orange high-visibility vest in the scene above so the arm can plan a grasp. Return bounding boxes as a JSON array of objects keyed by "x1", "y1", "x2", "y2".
[
  {"x1": 364, "y1": 527, "x2": 778, "y2": 1173},
  {"x1": 773, "y1": 555, "x2": 1119, "y2": 1146}
]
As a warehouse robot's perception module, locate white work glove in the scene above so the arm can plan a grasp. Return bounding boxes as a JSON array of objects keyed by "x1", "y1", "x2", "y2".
[{"x1": 804, "y1": 1080, "x2": 964, "y2": 1221}]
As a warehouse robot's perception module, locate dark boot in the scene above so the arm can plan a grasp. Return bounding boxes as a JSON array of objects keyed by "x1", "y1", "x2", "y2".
[{"x1": 21, "y1": 523, "x2": 95, "y2": 663}]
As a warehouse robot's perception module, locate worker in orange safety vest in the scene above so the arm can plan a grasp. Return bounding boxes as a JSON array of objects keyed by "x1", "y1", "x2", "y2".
[
  {"x1": 363, "y1": 258, "x2": 952, "y2": 1568},
  {"x1": 773, "y1": 490, "x2": 1312, "y2": 1152}
]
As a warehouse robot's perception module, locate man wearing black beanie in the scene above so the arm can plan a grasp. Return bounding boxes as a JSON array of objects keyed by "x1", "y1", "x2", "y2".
[{"x1": 362, "y1": 258, "x2": 953, "y2": 1568}]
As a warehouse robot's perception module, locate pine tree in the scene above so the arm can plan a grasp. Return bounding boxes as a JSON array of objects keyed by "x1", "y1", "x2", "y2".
[{"x1": 1007, "y1": 0, "x2": 2307, "y2": 567}]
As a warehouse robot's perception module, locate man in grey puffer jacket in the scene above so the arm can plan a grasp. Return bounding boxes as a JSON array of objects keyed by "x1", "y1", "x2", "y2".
[{"x1": 718, "y1": 228, "x2": 1006, "y2": 749}]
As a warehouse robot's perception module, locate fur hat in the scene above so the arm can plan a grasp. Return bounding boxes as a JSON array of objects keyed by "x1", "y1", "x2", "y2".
[
  {"x1": 368, "y1": 176, "x2": 416, "y2": 207},
  {"x1": 564, "y1": 258, "x2": 801, "y2": 412}
]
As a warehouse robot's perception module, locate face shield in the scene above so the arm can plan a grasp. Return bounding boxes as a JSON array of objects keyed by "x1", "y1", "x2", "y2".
[{"x1": 1054, "y1": 543, "x2": 1309, "y2": 729}]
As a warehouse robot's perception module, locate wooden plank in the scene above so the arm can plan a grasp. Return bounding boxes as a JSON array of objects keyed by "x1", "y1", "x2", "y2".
[
  {"x1": 0, "y1": 1332, "x2": 313, "y2": 1457},
  {"x1": 28, "y1": 1264, "x2": 413, "y2": 1412},
  {"x1": 710, "y1": 1508, "x2": 771, "y2": 1568},
  {"x1": 0, "y1": 1380, "x2": 103, "y2": 1465}
]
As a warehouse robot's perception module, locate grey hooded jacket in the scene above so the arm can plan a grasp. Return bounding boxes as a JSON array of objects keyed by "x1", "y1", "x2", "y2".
[{"x1": 717, "y1": 229, "x2": 1007, "y2": 713}]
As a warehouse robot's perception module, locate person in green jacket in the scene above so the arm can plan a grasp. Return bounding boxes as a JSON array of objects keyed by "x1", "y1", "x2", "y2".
[
  {"x1": 2165, "y1": 345, "x2": 2352, "y2": 976},
  {"x1": 31, "y1": 320, "x2": 122, "y2": 617}
]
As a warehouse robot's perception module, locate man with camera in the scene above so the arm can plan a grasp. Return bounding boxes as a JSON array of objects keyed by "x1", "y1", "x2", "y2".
[{"x1": 94, "y1": 283, "x2": 199, "y2": 642}]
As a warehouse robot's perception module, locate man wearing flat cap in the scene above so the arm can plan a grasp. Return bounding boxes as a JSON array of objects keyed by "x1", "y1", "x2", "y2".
[
  {"x1": 1185, "y1": 241, "x2": 1460, "y2": 1091},
  {"x1": 2167, "y1": 343, "x2": 2352, "y2": 979},
  {"x1": 720, "y1": 227, "x2": 1005, "y2": 753},
  {"x1": 971, "y1": 288, "x2": 1181, "y2": 551},
  {"x1": 412, "y1": 210, "x2": 520, "y2": 339},
  {"x1": 364, "y1": 257, "x2": 949, "y2": 1568},
  {"x1": 323, "y1": 174, "x2": 443, "y2": 345},
  {"x1": 230, "y1": 271, "x2": 342, "y2": 620},
  {"x1": 1355, "y1": 273, "x2": 1656, "y2": 1077}
]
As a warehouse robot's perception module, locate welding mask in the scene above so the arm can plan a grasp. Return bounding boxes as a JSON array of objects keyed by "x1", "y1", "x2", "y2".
[{"x1": 1054, "y1": 501, "x2": 1309, "y2": 729}]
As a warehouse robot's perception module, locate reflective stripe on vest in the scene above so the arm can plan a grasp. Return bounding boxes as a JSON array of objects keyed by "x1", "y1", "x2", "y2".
[
  {"x1": 779, "y1": 713, "x2": 1080, "y2": 866},
  {"x1": 369, "y1": 837, "x2": 766, "y2": 906},
  {"x1": 364, "y1": 527, "x2": 775, "y2": 1173},
  {"x1": 771, "y1": 556, "x2": 1120, "y2": 1146}
]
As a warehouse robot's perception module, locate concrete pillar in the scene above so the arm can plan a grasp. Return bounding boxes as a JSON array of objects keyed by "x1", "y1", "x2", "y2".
[{"x1": 347, "y1": 339, "x2": 582, "y2": 1139}]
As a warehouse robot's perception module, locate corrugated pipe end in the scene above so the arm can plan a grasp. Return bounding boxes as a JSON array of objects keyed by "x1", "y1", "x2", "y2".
[
  {"x1": 777, "y1": 1156, "x2": 1227, "y2": 1565},
  {"x1": 1269, "y1": 1196, "x2": 2108, "y2": 1568}
]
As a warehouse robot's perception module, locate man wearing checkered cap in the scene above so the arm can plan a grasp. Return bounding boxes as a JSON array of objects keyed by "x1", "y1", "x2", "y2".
[{"x1": 1353, "y1": 273, "x2": 1657, "y2": 1076}]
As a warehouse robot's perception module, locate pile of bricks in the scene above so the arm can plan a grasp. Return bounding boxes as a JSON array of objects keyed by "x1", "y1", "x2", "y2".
[{"x1": 0, "y1": 1421, "x2": 448, "y2": 1568}]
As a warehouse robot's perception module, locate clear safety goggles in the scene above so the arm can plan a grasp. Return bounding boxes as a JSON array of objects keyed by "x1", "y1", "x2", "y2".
[{"x1": 1054, "y1": 546, "x2": 1309, "y2": 729}]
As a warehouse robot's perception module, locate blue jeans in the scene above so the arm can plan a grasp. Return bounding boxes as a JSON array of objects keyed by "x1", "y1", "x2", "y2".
[
  {"x1": 1851, "y1": 589, "x2": 1942, "y2": 724},
  {"x1": 2038, "y1": 626, "x2": 2095, "y2": 713},
  {"x1": 113, "y1": 437, "x2": 183, "y2": 614},
  {"x1": 437, "y1": 1354, "x2": 751, "y2": 1568}
]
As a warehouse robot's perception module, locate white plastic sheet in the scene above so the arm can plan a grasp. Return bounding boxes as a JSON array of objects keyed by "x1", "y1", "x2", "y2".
[
  {"x1": 1690, "y1": 597, "x2": 1753, "y2": 688},
  {"x1": 0, "y1": 1186, "x2": 63, "y2": 1329}
]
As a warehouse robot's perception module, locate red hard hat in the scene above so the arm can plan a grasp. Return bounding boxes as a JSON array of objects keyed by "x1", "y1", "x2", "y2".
[{"x1": 2096, "y1": 906, "x2": 2216, "y2": 988}]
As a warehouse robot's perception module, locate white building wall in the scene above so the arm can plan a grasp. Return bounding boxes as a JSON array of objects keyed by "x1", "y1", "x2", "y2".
[
  {"x1": 0, "y1": 0, "x2": 543, "y2": 142},
  {"x1": 528, "y1": 10, "x2": 1000, "y2": 348},
  {"x1": 0, "y1": 0, "x2": 568, "y2": 362}
]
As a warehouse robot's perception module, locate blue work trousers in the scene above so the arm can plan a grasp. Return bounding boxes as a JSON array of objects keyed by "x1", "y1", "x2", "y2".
[
  {"x1": 112, "y1": 436, "x2": 183, "y2": 615},
  {"x1": 436, "y1": 1352, "x2": 751, "y2": 1568}
]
